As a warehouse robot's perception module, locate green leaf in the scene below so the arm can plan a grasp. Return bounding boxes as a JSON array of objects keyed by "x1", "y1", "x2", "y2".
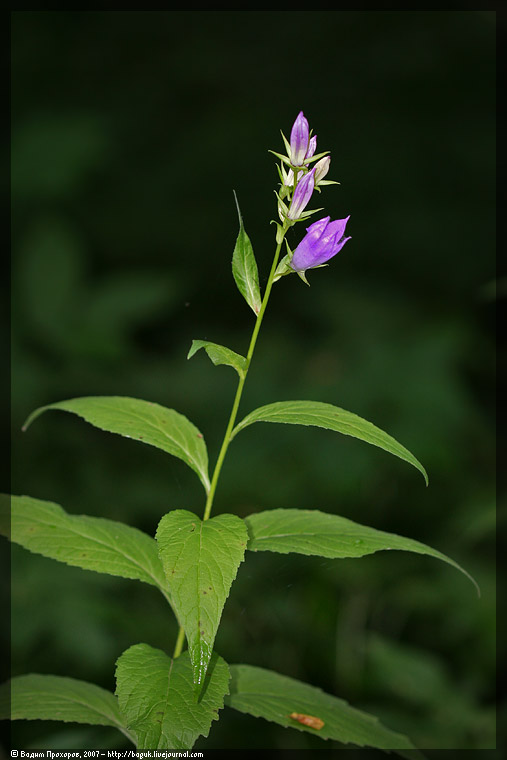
[
  {"x1": 225, "y1": 664, "x2": 418, "y2": 754},
  {"x1": 188, "y1": 340, "x2": 247, "y2": 378},
  {"x1": 232, "y1": 192, "x2": 262, "y2": 315},
  {"x1": 1, "y1": 494, "x2": 172, "y2": 602},
  {"x1": 280, "y1": 129, "x2": 291, "y2": 156},
  {"x1": 245, "y1": 508, "x2": 478, "y2": 593},
  {"x1": 156, "y1": 510, "x2": 248, "y2": 685},
  {"x1": 0, "y1": 674, "x2": 133, "y2": 743},
  {"x1": 22, "y1": 396, "x2": 210, "y2": 493},
  {"x1": 304, "y1": 150, "x2": 330, "y2": 165},
  {"x1": 268, "y1": 149, "x2": 293, "y2": 167},
  {"x1": 273, "y1": 252, "x2": 293, "y2": 282},
  {"x1": 273, "y1": 240, "x2": 295, "y2": 283},
  {"x1": 231, "y1": 400, "x2": 428, "y2": 485},
  {"x1": 115, "y1": 645, "x2": 229, "y2": 750},
  {"x1": 298, "y1": 206, "x2": 325, "y2": 220}
]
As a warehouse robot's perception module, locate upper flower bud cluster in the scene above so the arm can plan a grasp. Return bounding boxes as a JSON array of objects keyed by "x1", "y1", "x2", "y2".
[
  {"x1": 273, "y1": 111, "x2": 336, "y2": 224},
  {"x1": 271, "y1": 111, "x2": 350, "y2": 281},
  {"x1": 289, "y1": 112, "x2": 330, "y2": 183}
]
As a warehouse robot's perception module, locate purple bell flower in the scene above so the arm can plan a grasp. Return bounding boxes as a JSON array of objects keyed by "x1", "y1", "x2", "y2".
[
  {"x1": 290, "y1": 111, "x2": 310, "y2": 166},
  {"x1": 286, "y1": 168, "x2": 316, "y2": 221},
  {"x1": 290, "y1": 215, "x2": 351, "y2": 272}
]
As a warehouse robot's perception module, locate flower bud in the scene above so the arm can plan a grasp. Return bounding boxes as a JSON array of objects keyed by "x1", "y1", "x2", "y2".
[
  {"x1": 284, "y1": 167, "x2": 304, "y2": 191},
  {"x1": 314, "y1": 156, "x2": 331, "y2": 184},
  {"x1": 306, "y1": 135, "x2": 317, "y2": 161},
  {"x1": 286, "y1": 168, "x2": 316, "y2": 221},
  {"x1": 290, "y1": 215, "x2": 351, "y2": 272},
  {"x1": 290, "y1": 111, "x2": 310, "y2": 167}
]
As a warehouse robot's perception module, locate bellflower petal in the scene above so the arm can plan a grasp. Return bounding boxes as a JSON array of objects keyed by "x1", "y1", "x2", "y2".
[
  {"x1": 290, "y1": 215, "x2": 351, "y2": 272},
  {"x1": 290, "y1": 111, "x2": 310, "y2": 167},
  {"x1": 320, "y1": 216, "x2": 349, "y2": 244},
  {"x1": 286, "y1": 168, "x2": 316, "y2": 221},
  {"x1": 305, "y1": 135, "x2": 317, "y2": 161}
]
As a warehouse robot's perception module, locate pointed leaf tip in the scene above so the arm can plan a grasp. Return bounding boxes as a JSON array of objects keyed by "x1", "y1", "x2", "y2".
[
  {"x1": 156, "y1": 510, "x2": 248, "y2": 685},
  {"x1": 115, "y1": 645, "x2": 229, "y2": 749},
  {"x1": 20, "y1": 396, "x2": 211, "y2": 493},
  {"x1": 231, "y1": 194, "x2": 262, "y2": 316},
  {"x1": 245, "y1": 508, "x2": 478, "y2": 594},
  {"x1": 231, "y1": 400, "x2": 428, "y2": 485},
  {"x1": 188, "y1": 340, "x2": 247, "y2": 378}
]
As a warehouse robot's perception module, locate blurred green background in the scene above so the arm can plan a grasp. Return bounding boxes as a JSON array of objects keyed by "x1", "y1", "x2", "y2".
[{"x1": 10, "y1": 11, "x2": 495, "y2": 751}]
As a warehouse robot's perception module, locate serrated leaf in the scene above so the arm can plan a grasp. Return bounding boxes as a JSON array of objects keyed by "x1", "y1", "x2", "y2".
[
  {"x1": 245, "y1": 508, "x2": 478, "y2": 593},
  {"x1": 115, "y1": 645, "x2": 229, "y2": 750},
  {"x1": 22, "y1": 396, "x2": 210, "y2": 493},
  {"x1": 232, "y1": 193, "x2": 262, "y2": 315},
  {"x1": 1, "y1": 494, "x2": 172, "y2": 602},
  {"x1": 188, "y1": 340, "x2": 247, "y2": 378},
  {"x1": 0, "y1": 674, "x2": 133, "y2": 743},
  {"x1": 156, "y1": 510, "x2": 248, "y2": 685},
  {"x1": 231, "y1": 400, "x2": 428, "y2": 485},
  {"x1": 225, "y1": 664, "x2": 419, "y2": 755}
]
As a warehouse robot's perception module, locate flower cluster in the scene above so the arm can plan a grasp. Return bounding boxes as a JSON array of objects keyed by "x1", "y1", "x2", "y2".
[{"x1": 273, "y1": 111, "x2": 351, "y2": 280}]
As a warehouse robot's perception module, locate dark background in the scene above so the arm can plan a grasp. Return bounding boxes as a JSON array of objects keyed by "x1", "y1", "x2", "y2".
[{"x1": 10, "y1": 11, "x2": 496, "y2": 750}]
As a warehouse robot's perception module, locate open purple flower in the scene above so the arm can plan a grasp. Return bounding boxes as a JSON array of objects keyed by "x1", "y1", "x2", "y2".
[{"x1": 290, "y1": 215, "x2": 351, "y2": 272}]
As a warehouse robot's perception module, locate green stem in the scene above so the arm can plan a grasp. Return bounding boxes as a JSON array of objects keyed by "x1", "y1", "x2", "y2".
[
  {"x1": 202, "y1": 230, "x2": 286, "y2": 522},
  {"x1": 172, "y1": 222, "x2": 288, "y2": 658},
  {"x1": 173, "y1": 624, "x2": 186, "y2": 659}
]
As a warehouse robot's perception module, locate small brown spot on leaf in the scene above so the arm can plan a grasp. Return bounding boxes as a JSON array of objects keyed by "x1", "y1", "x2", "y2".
[
  {"x1": 289, "y1": 713, "x2": 324, "y2": 730},
  {"x1": 197, "y1": 433, "x2": 203, "y2": 439}
]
